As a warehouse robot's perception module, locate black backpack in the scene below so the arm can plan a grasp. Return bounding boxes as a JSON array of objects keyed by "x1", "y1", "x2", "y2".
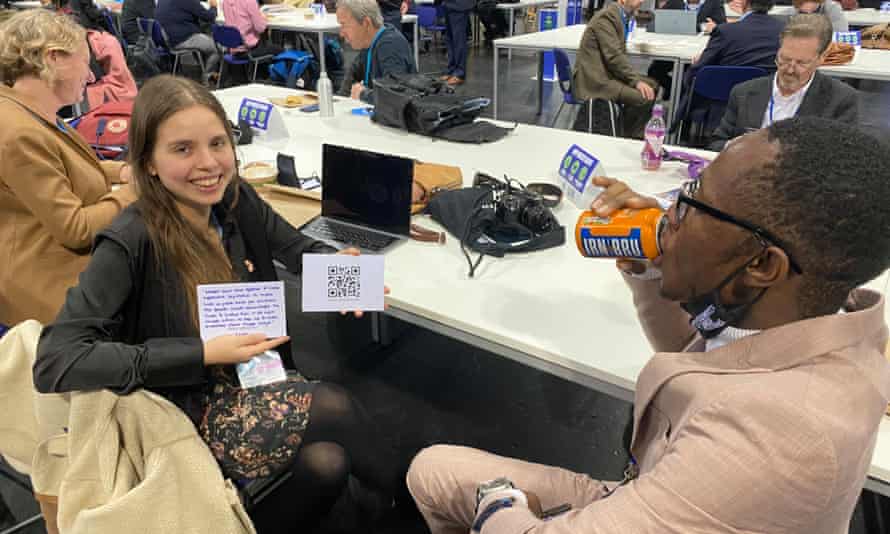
[
  {"x1": 125, "y1": 37, "x2": 162, "y2": 86},
  {"x1": 371, "y1": 73, "x2": 514, "y2": 143}
]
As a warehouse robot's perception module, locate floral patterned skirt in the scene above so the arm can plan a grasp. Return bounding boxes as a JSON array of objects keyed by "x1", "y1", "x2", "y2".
[{"x1": 199, "y1": 369, "x2": 317, "y2": 480}]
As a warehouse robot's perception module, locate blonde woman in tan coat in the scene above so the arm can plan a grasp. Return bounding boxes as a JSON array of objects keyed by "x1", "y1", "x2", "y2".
[{"x1": 0, "y1": 9, "x2": 136, "y2": 326}]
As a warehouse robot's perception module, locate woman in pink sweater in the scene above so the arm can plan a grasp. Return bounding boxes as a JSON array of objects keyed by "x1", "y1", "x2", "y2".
[{"x1": 222, "y1": 0, "x2": 283, "y2": 57}]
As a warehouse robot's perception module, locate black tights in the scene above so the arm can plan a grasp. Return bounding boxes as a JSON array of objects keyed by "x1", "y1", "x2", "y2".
[{"x1": 250, "y1": 383, "x2": 398, "y2": 534}]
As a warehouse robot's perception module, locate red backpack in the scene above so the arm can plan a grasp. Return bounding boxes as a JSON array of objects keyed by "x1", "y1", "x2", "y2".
[{"x1": 74, "y1": 100, "x2": 133, "y2": 160}]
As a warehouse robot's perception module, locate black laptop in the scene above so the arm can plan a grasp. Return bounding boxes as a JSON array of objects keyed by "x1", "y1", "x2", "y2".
[{"x1": 299, "y1": 144, "x2": 413, "y2": 253}]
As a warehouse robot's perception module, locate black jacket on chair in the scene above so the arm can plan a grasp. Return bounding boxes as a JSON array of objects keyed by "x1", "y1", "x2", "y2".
[
  {"x1": 70, "y1": 0, "x2": 107, "y2": 31},
  {"x1": 708, "y1": 72, "x2": 860, "y2": 150},
  {"x1": 121, "y1": 0, "x2": 156, "y2": 45}
]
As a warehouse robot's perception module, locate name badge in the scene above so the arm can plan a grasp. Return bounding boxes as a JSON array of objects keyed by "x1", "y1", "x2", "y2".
[
  {"x1": 237, "y1": 98, "x2": 290, "y2": 145},
  {"x1": 833, "y1": 31, "x2": 862, "y2": 48},
  {"x1": 559, "y1": 144, "x2": 607, "y2": 209}
]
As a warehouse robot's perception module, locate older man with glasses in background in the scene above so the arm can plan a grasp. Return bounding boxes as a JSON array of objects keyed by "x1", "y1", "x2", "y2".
[{"x1": 708, "y1": 13, "x2": 859, "y2": 151}]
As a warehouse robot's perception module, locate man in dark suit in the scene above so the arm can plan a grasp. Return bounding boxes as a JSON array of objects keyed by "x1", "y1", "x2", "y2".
[
  {"x1": 672, "y1": 0, "x2": 784, "y2": 134},
  {"x1": 709, "y1": 14, "x2": 859, "y2": 150},
  {"x1": 686, "y1": 0, "x2": 784, "y2": 81}
]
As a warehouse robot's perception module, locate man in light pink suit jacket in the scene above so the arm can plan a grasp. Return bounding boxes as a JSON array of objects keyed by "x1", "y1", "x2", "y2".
[{"x1": 407, "y1": 117, "x2": 890, "y2": 534}]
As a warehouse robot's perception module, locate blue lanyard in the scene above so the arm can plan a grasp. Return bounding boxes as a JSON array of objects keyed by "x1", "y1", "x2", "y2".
[
  {"x1": 619, "y1": 7, "x2": 631, "y2": 40},
  {"x1": 363, "y1": 27, "x2": 386, "y2": 87},
  {"x1": 768, "y1": 95, "x2": 774, "y2": 126}
]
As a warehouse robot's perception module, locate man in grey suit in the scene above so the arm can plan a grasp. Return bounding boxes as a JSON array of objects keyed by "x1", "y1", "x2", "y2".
[{"x1": 709, "y1": 14, "x2": 858, "y2": 151}]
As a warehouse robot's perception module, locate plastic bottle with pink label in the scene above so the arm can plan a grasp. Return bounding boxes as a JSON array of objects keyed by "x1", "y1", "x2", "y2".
[{"x1": 641, "y1": 104, "x2": 665, "y2": 171}]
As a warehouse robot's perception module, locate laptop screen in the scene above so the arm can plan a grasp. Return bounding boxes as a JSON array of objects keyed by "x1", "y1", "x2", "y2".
[{"x1": 321, "y1": 144, "x2": 413, "y2": 237}]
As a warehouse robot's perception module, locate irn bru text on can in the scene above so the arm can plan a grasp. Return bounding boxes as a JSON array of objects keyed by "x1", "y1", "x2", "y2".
[{"x1": 575, "y1": 208, "x2": 665, "y2": 259}]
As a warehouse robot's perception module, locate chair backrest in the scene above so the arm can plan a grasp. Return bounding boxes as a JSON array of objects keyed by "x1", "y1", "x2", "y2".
[
  {"x1": 691, "y1": 66, "x2": 768, "y2": 102},
  {"x1": 211, "y1": 24, "x2": 245, "y2": 50},
  {"x1": 102, "y1": 9, "x2": 118, "y2": 39},
  {"x1": 149, "y1": 19, "x2": 171, "y2": 52},
  {"x1": 551, "y1": 48, "x2": 575, "y2": 100},
  {"x1": 136, "y1": 16, "x2": 152, "y2": 37},
  {"x1": 416, "y1": 5, "x2": 437, "y2": 28}
]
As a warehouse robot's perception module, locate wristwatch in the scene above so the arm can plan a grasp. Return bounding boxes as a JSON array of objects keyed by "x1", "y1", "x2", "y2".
[
  {"x1": 475, "y1": 477, "x2": 516, "y2": 511},
  {"x1": 473, "y1": 477, "x2": 523, "y2": 533}
]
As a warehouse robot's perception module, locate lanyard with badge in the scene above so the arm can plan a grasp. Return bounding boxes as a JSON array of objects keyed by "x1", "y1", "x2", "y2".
[
  {"x1": 363, "y1": 27, "x2": 387, "y2": 87},
  {"x1": 619, "y1": 8, "x2": 634, "y2": 42},
  {"x1": 767, "y1": 95, "x2": 776, "y2": 126}
]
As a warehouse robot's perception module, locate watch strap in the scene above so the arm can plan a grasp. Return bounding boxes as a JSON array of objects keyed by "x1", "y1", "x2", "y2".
[{"x1": 472, "y1": 497, "x2": 514, "y2": 533}]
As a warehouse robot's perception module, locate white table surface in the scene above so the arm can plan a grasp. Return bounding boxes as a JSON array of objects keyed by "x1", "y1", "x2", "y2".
[
  {"x1": 215, "y1": 83, "x2": 890, "y2": 496},
  {"x1": 726, "y1": 4, "x2": 890, "y2": 26},
  {"x1": 845, "y1": 7, "x2": 890, "y2": 26},
  {"x1": 8, "y1": 1, "x2": 43, "y2": 8},
  {"x1": 491, "y1": 24, "x2": 890, "y2": 121}
]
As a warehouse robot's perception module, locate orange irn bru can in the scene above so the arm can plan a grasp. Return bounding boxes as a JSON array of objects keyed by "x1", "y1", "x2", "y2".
[{"x1": 575, "y1": 208, "x2": 666, "y2": 259}]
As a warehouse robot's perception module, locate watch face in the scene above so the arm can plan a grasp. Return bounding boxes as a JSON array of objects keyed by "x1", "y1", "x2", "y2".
[{"x1": 476, "y1": 477, "x2": 515, "y2": 507}]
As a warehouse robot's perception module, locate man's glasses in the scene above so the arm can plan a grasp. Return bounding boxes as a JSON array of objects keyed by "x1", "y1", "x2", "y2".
[
  {"x1": 775, "y1": 54, "x2": 819, "y2": 71},
  {"x1": 670, "y1": 180, "x2": 804, "y2": 274}
]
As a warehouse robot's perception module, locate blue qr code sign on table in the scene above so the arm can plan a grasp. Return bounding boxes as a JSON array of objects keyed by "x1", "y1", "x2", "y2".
[
  {"x1": 833, "y1": 31, "x2": 861, "y2": 46},
  {"x1": 327, "y1": 265, "x2": 361, "y2": 299},
  {"x1": 559, "y1": 144, "x2": 599, "y2": 194}
]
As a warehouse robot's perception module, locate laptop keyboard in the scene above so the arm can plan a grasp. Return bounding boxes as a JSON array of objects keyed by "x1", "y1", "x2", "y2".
[{"x1": 309, "y1": 219, "x2": 397, "y2": 252}]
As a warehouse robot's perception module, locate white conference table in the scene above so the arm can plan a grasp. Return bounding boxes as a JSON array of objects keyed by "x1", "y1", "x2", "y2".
[
  {"x1": 8, "y1": 1, "x2": 42, "y2": 8},
  {"x1": 214, "y1": 83, "x2": 890, "y2": 497},
  {"x1": 727, "y1": 4, "x2": 890, "y2": 26},
  {"x1": 216, "y1": 7, "x2": 420, "y2": 72},
  {"x1": 845, "y1": 7, "x2": 890, "y2": 26},
  {"x1": 492, "y1": 25, "x2": 706, "y2": 133},
  {"x1": 492, "y1": 24, "x2": 890, "y2": 128},
  {"x1": 495, "y1": 0, "x2": 559, "y2": 60}
]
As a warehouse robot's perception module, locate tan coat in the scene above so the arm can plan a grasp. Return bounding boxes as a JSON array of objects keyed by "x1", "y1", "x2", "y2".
[
  {"x1": 33, "y1": 389, "x2": 257, "y2": 534},
  {"x1": 408, "y1": 278, "x2": 890, "y2": 533},
  {"x1": 0, "y1": 320, "x2": 254, "y2": 534},
  {"x1": 572, "y1": 4, "x2": 653, "y2": 105},
  {"x1": 0, "y1": 85, "x2": 136, "y2": 326}
]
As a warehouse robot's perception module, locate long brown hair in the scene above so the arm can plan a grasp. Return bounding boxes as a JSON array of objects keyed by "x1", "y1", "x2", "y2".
[{"x1": 128, "y1": 75, "x2": 239, "y2": 330}]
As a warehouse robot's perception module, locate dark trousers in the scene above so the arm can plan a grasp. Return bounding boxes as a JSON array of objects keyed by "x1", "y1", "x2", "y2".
[
  {"x1": 444, "y1": 7, "x2": 470, "y2": 78},
  {"x1": 571, "y1": 99, "x2": 654, "y2": 139},
  {"x1": 647, "y1": 60, "x2": 673, "y2": 99}
]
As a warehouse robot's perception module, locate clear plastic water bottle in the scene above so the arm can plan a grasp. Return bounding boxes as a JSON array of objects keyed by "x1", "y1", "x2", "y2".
[
  {"x1": 641, "y1": 104, "x2": 665, "y2": 171},
  {"x1": 317, "y1": 71, "x2": 334, "y2": 118}
]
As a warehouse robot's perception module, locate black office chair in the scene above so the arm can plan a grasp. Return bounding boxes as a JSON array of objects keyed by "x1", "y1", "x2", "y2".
[{"x1": 0, "y1": 461, "x2": 43, "y2": 534}]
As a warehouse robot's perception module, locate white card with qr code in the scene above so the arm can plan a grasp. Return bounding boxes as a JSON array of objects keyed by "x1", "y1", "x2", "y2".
[{"x1": 301, "y1": 254, "x2": 385, "y2": 312}]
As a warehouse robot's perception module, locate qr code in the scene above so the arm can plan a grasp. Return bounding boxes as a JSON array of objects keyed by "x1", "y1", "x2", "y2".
[{"x1": 327, "y1": 265, "x2": 361, "y2": 299}]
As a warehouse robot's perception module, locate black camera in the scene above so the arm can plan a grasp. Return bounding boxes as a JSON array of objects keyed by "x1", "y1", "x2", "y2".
[
  {"x1": 496, "y1": 189, "x2": 557, "y2": 234},
  {"x1": 474, "y1": 172, "x2": 558, "y2": 235}
]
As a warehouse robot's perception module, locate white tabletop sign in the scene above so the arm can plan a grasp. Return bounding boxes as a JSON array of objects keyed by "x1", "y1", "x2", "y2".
[
  {"x1": 197, "y1": 281, "x2": 287, "y2": 340},
  {"x1": 301, "y1": 254, "x2": 385, "y2": 312},
  {"x1": 237, "y1": 98, "x2": 290, "y2": 146}
]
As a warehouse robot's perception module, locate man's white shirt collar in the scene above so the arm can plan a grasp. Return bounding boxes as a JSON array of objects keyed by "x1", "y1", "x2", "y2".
[{"x1": 760, "y1": 73, "x2": 816, "y2": 128}]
